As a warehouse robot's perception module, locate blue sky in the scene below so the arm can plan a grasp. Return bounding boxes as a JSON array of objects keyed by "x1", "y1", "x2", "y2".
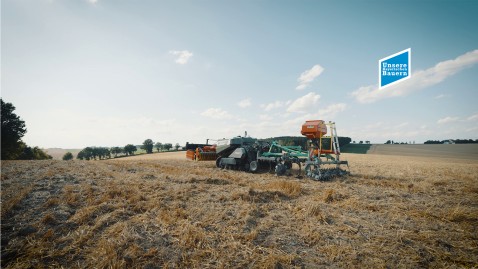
[{"x1": 2, "y1": 0, "x2": 477, "y2": 148}]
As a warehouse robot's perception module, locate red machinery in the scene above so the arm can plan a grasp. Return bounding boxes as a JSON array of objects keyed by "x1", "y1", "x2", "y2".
[{"x1": 186, "y1": 145, "x2": 217, "y2": 161}]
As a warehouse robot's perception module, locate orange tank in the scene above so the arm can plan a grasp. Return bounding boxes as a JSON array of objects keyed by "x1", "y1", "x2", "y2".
[{"x1": 301, "y1": 120, "x2": 327, "y2": 139}]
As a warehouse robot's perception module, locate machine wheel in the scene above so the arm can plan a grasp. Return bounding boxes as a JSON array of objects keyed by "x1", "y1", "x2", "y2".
[
  {"x1": 215, "y1": 157, "x2": 222, "y2": 168},
  {"x1": 284, "y1": 161, "x2": 292, "y2": 170},
  {"x1": 275, "y1": 163, "x2": 287, "y2": 176},
  {"x1": 249, "y1": 161, "x2": 258, "y2": 172},
  {"x1": 304, "y1": 163, "x2": 321, "y2": 180}
]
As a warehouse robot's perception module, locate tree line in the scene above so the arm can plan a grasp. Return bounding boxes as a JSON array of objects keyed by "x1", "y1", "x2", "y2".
[
  {"x1": 424, "y1": 139, "x2": 478, "y2": 144},
  {"x1": 1, "y1": 99, "x2": 52, "y2": 160},
  {"x1": 75, "y1": 140, "x2": 180, "y2": 160}
]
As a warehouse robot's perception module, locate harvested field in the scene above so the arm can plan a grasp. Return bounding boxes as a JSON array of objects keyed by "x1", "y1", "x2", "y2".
[{"x1": 1, "y1": 153, "x2": 478, "y2": 268}]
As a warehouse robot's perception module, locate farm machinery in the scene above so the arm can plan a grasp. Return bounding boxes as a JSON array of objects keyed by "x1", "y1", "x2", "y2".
[
  {"x1": 214, "y1": 120, "x2": 349, "y2": 180},
  {"x1": 185, "y1": 142, "x2": 217, "y2": 161}
]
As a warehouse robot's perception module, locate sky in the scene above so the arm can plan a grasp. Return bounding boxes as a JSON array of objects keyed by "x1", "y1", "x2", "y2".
[{"x1": 1, "y1": 0, "x2": 478, "y2": 148}]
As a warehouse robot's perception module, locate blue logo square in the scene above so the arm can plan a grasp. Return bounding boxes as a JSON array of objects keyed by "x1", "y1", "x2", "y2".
[{"x1": 379, "y1": 48, "x2": 411, "y2": 89}]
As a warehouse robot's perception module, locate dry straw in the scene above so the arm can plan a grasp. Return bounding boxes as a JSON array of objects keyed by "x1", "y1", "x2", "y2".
[{"x1": 1, "y1": 153, "x2": 477, "y2": 268}]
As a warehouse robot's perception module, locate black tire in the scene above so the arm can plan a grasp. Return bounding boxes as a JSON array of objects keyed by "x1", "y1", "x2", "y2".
[
  {"x1": 249, "y1": 161, "x2": 258, "y2": 172},
  {"x1": 275, "y1": 163, "x2": 286, "y2": 176},
  {"x1": 215, "y1": 157, "x2": 222, "y2": 168},
  {"x1": 284, "y1": 161, "x2": 292, "y2": 170}
]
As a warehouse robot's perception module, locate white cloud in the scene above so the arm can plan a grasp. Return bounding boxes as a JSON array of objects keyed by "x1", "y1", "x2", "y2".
[
  {"x1": 296, "y1": 64, "x2": 324, "y2": 90},
  {"x1": 466, "y1": 113, "x2": 478, "y2": 121},
  {"x1": 437, "y1": 116, "x2": 460, "y2": 124},
  {"x1": 200, "y1": 108, "x2": 232, "y2": 120},
  {"x1": 366, "y1": 122, "x2": 383, "y2": 129},
  {"x1": 283, "y1": 103, "x2": 347, "y2": 126},
  {"x1": 317, "y1": 103, "x2": 347, "y2": 118},
  {"x1": 466, "y1": 126, "x2": 478, "y2": 132},
  {"x1": 237, "y1": 98, "x2": 251, "y2": 108},
  {"x1": 287, "y1": 92, "x2": 320, "y2": 113},
  {"x1": 434, "y1": 94, "x2": 447, "y2": 99},
  {"x1": 259, "y1": 114, "x2": 273, "y2": 121},
  {"x1": 87, "y1": 0, "x2": 98, "y2": 3},
  {"x1": 169, "y1": 50, "x2": 193, "y2": 64},
  {"x1": 394, "y1": 122, "x2": 409, "y2": 129},
  {"x1": 350, "y1": 49, "x2": 478, "y2": 103},
  {"x1": 261, "y1": 101, "x2": 286, "y2": 111}
]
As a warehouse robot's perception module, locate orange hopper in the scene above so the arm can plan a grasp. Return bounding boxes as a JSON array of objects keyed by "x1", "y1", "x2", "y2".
[{"x1": 300, "y1": 120, "x2": 327, "y2": 139}]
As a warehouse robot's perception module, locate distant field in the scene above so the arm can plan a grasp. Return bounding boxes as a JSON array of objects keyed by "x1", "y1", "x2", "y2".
[
  {"x1": 367, "y1": 144, "x2": 478, "y2": 160},
  {"x1": 341, "y1": 144, "x2": 372, "y2": 154},
  {"x1": 1, "y1": 151, "x2": 477, "y2": 268},
  {"x1": 44, "y1": 148, "x2": 82, "y2": 160}
]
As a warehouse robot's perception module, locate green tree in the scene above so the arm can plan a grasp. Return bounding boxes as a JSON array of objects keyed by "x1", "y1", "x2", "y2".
[
  {"x1": 33, "y1": 147, "x2": 52, "y2": 159},
  {"x1": 63, "y1": 152, "x2": 74, "y2": 160},
  {"x1": 163, "y1": 143, "x2": 173, "y2": 151},
  {"x1": 174, "y1": 143, "x2": 181, "y2": 151},
  {"x1": 141, "y1": 139, "x2": 154, "y2": 154},
  {"x1": 111, "y1": 146, "x2": 123, "y2": 157},
  {"x1": 1, "y1": 99, "x2": 27, "y2": 159},
  {"x1": 16, "y1": 144, "x2": 52, "y2": 160},
  {"x1": 155, "y1": 142, "x2": 162, "y2": 152},
  {"x1": 124, "y1": 144, "x2": 137, "y2": 155},
  {"x1": 16, "y1": 143, "x2": 33, "y2": 160}
]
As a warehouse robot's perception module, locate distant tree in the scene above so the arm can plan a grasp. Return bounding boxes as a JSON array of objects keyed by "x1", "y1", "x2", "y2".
[
  {"x1": 337, "y1": 137, "x2": 352, "y2": 147},
  {"x1": 352, "y1": 141, "x2": 356, "y2": 144},
  {"x1": 1, "y1": 99, "x2": 27, "y2": 159},
  {"x1": 33, "y1": 147, "x2": 52, "y2": 159},
  {"x1": 365, "y1": 141, "x2": 370, "y2": 144},
  {"x1": 111, "y1": 147, "x2": 123, "y2": 157},
  {"x1": 124, "y1": 144, "x2": 137, "y2": 155},
  {"x1": 453, "y1": 139, "x2": 478, "y2": 144},
  {"x1": 17, "y1": 143, "x2": 34, "y2": 160},
  {"x1": 385, "y1": 140, "x2": 391, "y2": 144},
  {"x1": 359, "y1": 141, "x2": 363, "y2": 144},
  {"x1": 155, "y1": 142, "x2": 162, "y2": 152},
  {"x1": 87, "y1": 147, "x2": 95, "y2": 159},
  {"x1": 77, "y1": 147, "x2": 92, "y2": 160},
  {"x1": 17, "y1": 144, "x2": 52, "y2": 160},
  {"x1": 97, "y1": 147, "x2": 110, "y2": 159},
  {"x1": 163, "y1": 143, "x2": 173, "y2": 151},
  {"x1": 424, "y1": 140, "x2": 442, "y2": 144},
  {"x1": 141, "y1": 139, "x2": 154, "y2": 154},
  {"x1": 63, "y1": 152, "x2": 74, "y2": 160},
  {"x1": 174, "y1": 143, "x2": 181, "y2": 151},
  {"x1": 88, "y1": 147, "x2": 97, "y2": 160},
  {"x1": 77, "y1": 150, "x2": 85, "y2": 160}
]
